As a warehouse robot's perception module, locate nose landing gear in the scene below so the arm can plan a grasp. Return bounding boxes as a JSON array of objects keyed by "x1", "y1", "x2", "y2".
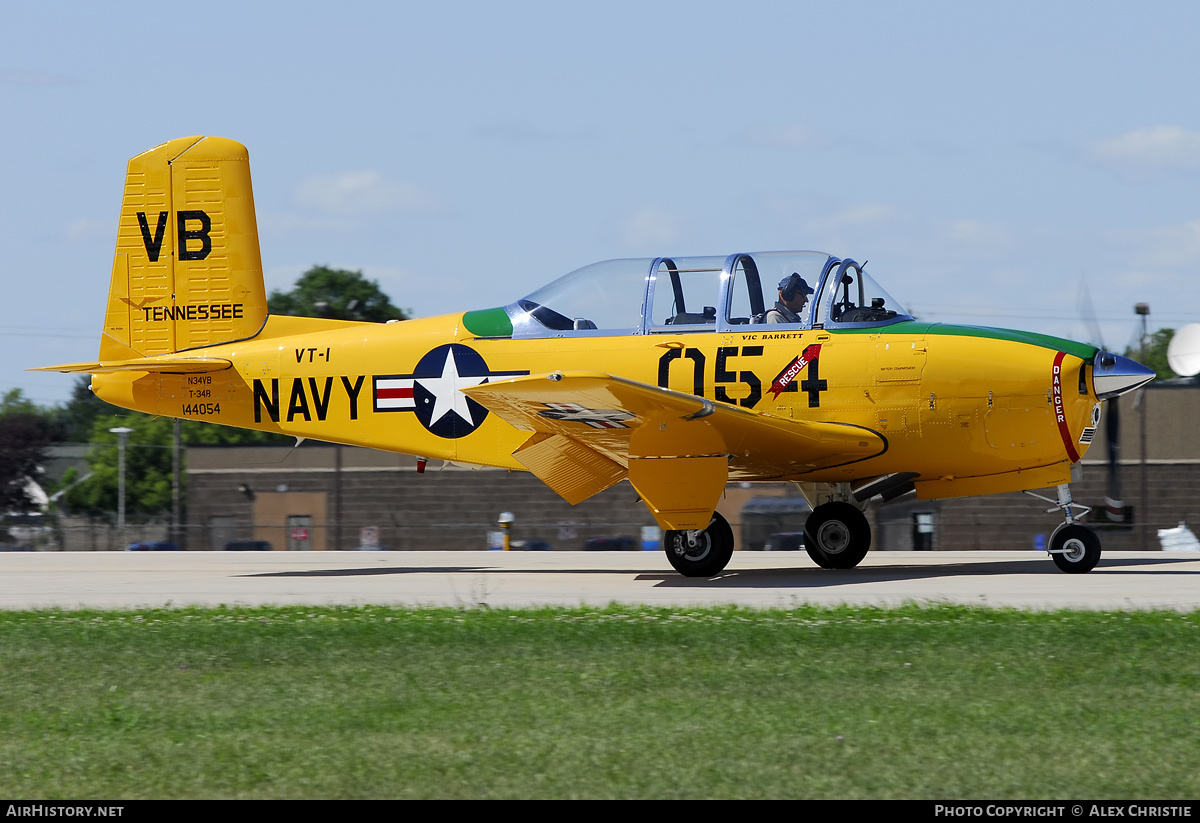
[
  {"x1": 1026, "y1": 483, "x2": 1102, "y2": 573},
  {"x1": 1048, "y1": 523, "x2": 1102, "y2": 573}
]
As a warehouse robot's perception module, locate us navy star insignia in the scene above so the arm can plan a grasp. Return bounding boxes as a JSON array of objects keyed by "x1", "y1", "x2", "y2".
[
  {"x1": 422, "y1": 348, "x2": 490, "y2": 428},
  {"x1": 372, "y1": 344, "x2": 527, "y2": 438}
]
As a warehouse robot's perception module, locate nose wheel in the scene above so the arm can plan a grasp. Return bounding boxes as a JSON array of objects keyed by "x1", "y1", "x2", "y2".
[
  {"x1": 1048, "y1": 523, "x2": 1101, "y2": 574},
  {"x1": 1026, "y1": 483, "x2": 1103, "y2": 574},
  {"x1": 664, "y1": 512, "x2": 735, "y2": 577}
]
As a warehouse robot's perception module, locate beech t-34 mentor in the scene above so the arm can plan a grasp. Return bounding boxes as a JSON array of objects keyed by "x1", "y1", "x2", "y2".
[{"x1": 36, "y1": 136, "x2": 1155, "y2": 575}]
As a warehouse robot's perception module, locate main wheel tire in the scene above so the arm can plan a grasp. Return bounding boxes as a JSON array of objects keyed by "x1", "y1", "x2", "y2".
[
  {"x1": 804, "y1": 543, "x2": 836, "y2": 568},
  {"x1": 664, "y1": 512, "x2": 735, "y2": 577},
  {"x1": 804, "y1": 502, "x2": 871, "y2": 569},
  {"x1": 1050, "y1": 524, "x2": 1101, "y2": 574}
]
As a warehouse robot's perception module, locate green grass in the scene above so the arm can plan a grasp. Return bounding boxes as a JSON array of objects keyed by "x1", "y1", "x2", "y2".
[{"x1": 0, "y1": 604, "x2": 1197, "y2": 799}]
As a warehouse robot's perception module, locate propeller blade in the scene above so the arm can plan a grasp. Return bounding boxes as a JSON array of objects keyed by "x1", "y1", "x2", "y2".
[
  {"x1": 1077, "y1": 278, "x2": 1105, "y2": 348},
  {"x1": 1104, "y1": 397, "x2": 1124, "y2": 522}
]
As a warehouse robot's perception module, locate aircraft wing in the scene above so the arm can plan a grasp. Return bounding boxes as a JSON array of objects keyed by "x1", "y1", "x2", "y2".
[{"x1": 465, "y1": 371, "x2": 886, "y2": 530}]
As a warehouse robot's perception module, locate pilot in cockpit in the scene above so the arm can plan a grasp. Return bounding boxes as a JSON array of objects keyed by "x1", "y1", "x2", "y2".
[{"x1": 760, "y1": 273, "x2": 814, "y2": 324}]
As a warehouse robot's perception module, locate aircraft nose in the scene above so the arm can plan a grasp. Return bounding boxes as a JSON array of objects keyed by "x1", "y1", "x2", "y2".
[{"x1": 1092, "y1": 351, "x2": 1156, "y2": 399}]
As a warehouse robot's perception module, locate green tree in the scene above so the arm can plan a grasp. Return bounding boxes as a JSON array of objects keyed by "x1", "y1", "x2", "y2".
[
  {"x1": 0, "y1": 390, "x2": 59, "y2": 511},
  {"x1": 268, "y1": 265, "x2": 408, "y2": 323},
  {"x1": 1127, "y1": 328, "x2": 1176, "y2": 381},
  {"x1": 57, "y1": 411, "x2": 290, "y2": 520},
  {"x1": 177, "y1": 420, "x2": 291, "y2": 446},
  {"x1": 54, "y1": 376, "x2": 110, "y2": 443},
  {"x1": 60, "y1": 415, "x2": 175, "y2": 520},
  {"x1": 0, "y1": 388, "x2": 44, "y2": 419}
]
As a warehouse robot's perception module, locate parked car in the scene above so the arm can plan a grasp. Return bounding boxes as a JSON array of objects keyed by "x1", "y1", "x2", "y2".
[
  {"x1": 510, "y1": 539, "x2": 553, "y2": 551},
  {"x1": 762, "y1": 531, "x2": 805, "y2": 551},
  {"x1": 126, "y1": 541, "x2": 180, "y2": 551},
  {"x1": 584, "y1": 536, "x2": 638, "y2": 551},
  {"x1": 741, "y1": 496, "x2": 812, "y2": 550},
  {"x1": 224, "y1": 540, "x2": 272, "y2": 551}
]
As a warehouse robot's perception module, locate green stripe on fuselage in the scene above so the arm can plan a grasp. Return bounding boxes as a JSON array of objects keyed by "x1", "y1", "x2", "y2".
[
  {"x1": 831, "y1": 320, "x2": 1097, "y2": 360},
  {"x1": 462, "y1": 307, "x2": 514, "y2": 337}
]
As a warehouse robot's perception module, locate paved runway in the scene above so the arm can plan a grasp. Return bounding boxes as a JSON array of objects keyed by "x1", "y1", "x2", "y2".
[{"x1": 2, "y1": 550, "x2": 1199, "y2": 611}]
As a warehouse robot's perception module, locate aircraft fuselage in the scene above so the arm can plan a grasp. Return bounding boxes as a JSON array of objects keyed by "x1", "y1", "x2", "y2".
[{"x1": 92, "y1": 311, "x2": 1101, "y2": 500}]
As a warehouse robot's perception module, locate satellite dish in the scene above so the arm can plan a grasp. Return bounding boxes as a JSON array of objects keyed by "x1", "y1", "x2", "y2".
[{"x1": 1167, "y1": 323, "x2": 1200, "y2": 377}]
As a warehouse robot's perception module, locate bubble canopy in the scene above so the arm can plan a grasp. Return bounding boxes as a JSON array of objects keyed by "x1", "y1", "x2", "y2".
[{"x1": 505, "y1": 251, "x2": 912, "y2": 337}]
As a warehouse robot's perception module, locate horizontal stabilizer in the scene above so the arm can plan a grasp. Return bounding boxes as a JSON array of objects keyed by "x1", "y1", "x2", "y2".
[{"x1": 30, "y1": 356, "x2": 232, "y2": 375}]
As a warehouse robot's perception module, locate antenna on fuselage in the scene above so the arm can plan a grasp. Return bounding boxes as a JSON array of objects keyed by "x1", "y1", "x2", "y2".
[{"x1": 254, "y1": 437, "x2": 307, "y2": 465}]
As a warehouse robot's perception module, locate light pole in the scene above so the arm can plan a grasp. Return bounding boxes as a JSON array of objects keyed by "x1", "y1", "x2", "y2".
[
  {"x1": 110, "y1": 426, "x2": 134, "y2": 546},
  {"x1": 172, "y1": 419, "x2": 181, "y2": 549},
  {"x1": 1134, "y1": 303, "x2": 1150, "y2": 552}
]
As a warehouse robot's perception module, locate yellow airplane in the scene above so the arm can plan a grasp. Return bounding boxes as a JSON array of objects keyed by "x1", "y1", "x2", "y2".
[{"x1": 36, "y1": 136, "x2": 1155, "y2": 575}]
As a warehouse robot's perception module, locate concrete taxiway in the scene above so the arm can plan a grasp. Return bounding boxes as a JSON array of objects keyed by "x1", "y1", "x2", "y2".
[{"x1": 1, "y1": 550, "x2": 1198, "y2": 611}]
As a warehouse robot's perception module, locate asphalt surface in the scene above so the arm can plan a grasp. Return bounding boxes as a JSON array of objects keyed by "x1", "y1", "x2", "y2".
[{"x1": 1, "y1": 550, "x2": 1198, "y2": 611}]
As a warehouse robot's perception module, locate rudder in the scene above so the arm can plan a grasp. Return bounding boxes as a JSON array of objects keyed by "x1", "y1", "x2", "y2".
[{"x1": 100, "y1": 136, "x2": 268, "y2": 359}]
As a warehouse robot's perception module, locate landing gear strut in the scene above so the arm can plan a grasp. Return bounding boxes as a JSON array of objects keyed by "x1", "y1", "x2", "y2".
[
  {"x1": 664, "y1": 511, "x2": 735, "y2": 577},
  {"x1": 804, "y1": 501, "x2": 872, "y2": 569},
  {"x1": 1027, "y1": 484, "x2": 1102, "y2": 574}
]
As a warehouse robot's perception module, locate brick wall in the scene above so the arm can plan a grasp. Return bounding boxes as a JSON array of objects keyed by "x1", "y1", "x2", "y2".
[{"x1": 187, "y1": 445, "x2": 658, "y2": 552}]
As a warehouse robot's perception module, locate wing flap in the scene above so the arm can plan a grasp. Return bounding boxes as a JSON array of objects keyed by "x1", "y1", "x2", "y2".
[{"x1": 513, "y1": 432, "x2": 626, "y2": 506}]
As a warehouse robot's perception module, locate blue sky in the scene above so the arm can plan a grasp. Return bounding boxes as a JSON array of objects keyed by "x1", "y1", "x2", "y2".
[{"x1": 4, "y1": 1, "x2": 1199, "y2": 405}]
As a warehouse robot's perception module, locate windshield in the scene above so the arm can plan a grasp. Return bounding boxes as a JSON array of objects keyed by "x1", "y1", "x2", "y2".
[
  {"x1": 513, "y1": 258, "x2": 650, "y2": 334},
  {"x1": 816, "y1": 261, "x2": 912, "y2": 327}
]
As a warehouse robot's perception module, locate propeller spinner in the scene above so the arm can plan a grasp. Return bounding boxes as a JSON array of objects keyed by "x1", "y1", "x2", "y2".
[{"x1": 1092, "y1": 351, "x2": 1156, "y2": 399}]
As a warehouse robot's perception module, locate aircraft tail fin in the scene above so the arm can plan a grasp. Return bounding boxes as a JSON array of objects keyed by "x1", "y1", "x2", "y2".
[{"x1": 99, "y1": 136, "x2": 268, "y2": 360}]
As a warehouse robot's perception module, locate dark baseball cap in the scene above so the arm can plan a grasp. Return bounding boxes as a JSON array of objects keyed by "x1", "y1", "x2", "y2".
[{"x1": 778, "y1": 273, "x2": 814, "y2": 295}]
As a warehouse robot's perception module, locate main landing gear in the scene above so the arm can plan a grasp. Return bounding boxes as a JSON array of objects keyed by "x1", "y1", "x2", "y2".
[
  {"x1": 804, "y1": 501, "x2": 872, "y2": 569},
  {"x1": 664, "y1": 512, "x2": 735, "y2": 577},
  {"x1": 663, "y1": 500, "x2": 877, "y2": 576},
  {"x1": 1026, "y1": 484, "x2": 1102, "y2": 574}
]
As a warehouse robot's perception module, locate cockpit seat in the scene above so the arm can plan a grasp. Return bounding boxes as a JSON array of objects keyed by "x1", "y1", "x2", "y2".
[
  {"x1": 666, "y1": 306, "x2": 718, "y2": 326},
  {"x1": 837, "y1": 306, "x2": 898, "y2": 323}
]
